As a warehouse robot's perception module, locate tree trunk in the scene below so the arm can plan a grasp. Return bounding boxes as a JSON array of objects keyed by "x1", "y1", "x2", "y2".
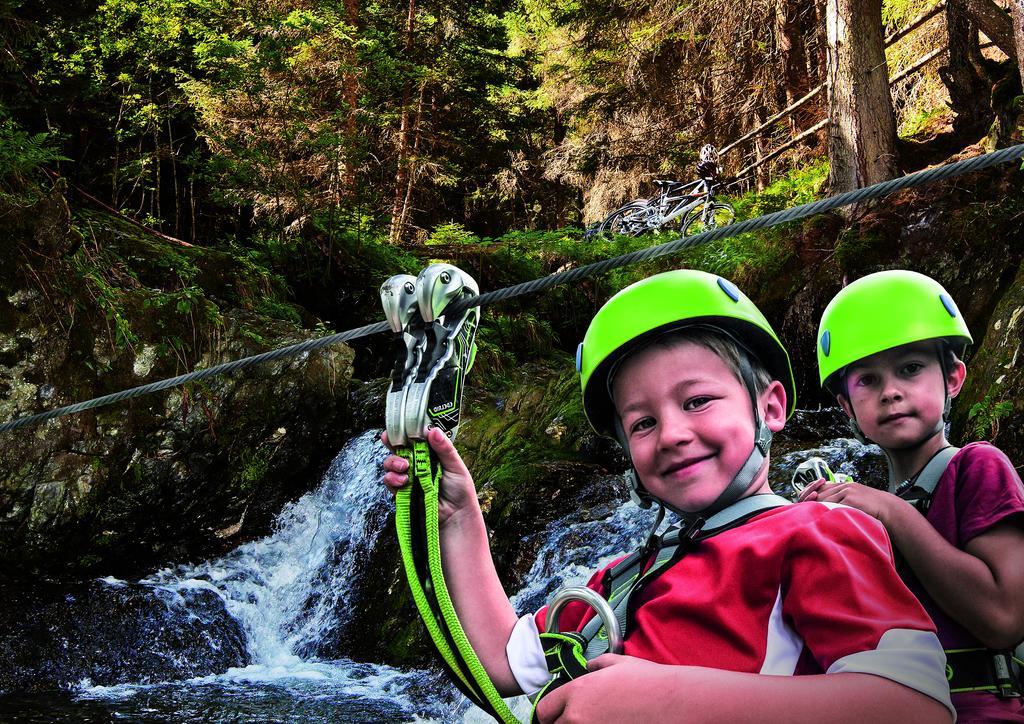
[
  {"x1": 341, "y1": 0, "x2": 360, "y2": 203},
  {"x1": 388, "y1": 0, "x2": 417, "y2": 245},
  {"x1": 825, "y1": 0, "x2": 898, "y2": 193},
  {"x1": 1013, "y1": 0, "x2": 1024, "y2": 83},
  {"x1": 394, "y1": 81, "x2": 427, "y2": 244},
  {"x1": 809, "y1": 0, "x2": 830, "y2": 87},
  {"x1": 941, "y1": 0, "x2": 991, "y2": 133},
  {"x1": 777, "y1": 0, "x2": 812, "y2": 133},
  {"x1": 961, "y1": 0, "x2": 1017, "y2": 59}
]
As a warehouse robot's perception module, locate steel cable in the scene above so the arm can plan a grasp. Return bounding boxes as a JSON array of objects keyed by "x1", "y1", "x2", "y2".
[{"x1": 2, "y1": 143, "x2": 1022, "y2": 433}]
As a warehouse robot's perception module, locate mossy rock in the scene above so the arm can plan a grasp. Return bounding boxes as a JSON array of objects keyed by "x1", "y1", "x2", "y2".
[{"x1": 952, "y1": 258, "x2": 1024, "y2": 463}]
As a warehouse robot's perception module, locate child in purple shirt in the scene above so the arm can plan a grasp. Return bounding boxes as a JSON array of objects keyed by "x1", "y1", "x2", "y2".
[{"x1": 800, "y1": 270, "x2": 1024, "y2": 723}]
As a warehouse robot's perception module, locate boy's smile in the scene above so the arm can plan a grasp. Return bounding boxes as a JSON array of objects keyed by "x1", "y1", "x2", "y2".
[{"x1": 611, "y1": 340, "x2": 784, "y2": 512}]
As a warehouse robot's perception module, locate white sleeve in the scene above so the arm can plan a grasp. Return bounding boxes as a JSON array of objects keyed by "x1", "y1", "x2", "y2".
[
  {"x1": 827, "y1": 628, "x2": 955, "y2": 722},
  {"x1": 505, "y1": 614, "x2": 551, "y2": 696}
]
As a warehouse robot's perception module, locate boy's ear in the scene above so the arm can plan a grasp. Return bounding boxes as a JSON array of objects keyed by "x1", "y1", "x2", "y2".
[
  {"x1": 761, "y1": 380, "x2": 788, "y2": 433},
  {"x1": 946, "y1": 359, "x2": 967, "y2": 398},
  {"x1": 836, "y1": 394, "x2": 854, "y2": 419}
]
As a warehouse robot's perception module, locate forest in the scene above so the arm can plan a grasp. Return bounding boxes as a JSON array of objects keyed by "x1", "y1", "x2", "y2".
[
  {"x1": 2, "y1": 0, "x2": 1020, "y2": 245},
  {"x1": 0, "y1": 0, "x2": 1023, "y2": 719}
]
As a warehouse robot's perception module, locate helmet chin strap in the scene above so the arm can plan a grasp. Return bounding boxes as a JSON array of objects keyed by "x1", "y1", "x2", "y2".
[{"x1": 615, "y1": 352, "x2": 772, "y2": 519}]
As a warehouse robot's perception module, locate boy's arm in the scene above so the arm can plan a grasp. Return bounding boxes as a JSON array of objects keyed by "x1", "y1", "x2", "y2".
[
  {"x1": 885, "y1": 501, "x2": 1024, "y2": 649},
  {"x1": 383, "y1": 427, "x2": 523, "y2": 695},
  {"x1": 535, "y1": 657, "x2": 951, "y2": 723},
  {"x1": 802, "y1": 476, "x2": 1024, "y2": 649}
]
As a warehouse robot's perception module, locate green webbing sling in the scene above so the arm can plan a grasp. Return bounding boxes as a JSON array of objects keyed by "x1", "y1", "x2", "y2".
[
  {"x1": 394, "y1": 440, "x2": 519, "y2": 722},
  {"x1": 382, "y1": 266, "x2": 519, "y2": 723}
]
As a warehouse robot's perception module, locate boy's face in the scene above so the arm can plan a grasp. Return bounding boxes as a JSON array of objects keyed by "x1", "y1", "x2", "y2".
[
  {"x1": 839, "y1": 341, "x2": 966, "y2": 450},
  {"x1": 612, "y1": 340, "x2": 786, "y2": 513}
]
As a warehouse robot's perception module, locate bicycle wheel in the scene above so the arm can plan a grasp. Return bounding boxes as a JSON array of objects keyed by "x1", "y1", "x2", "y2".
[
  {"x1": 681, "y1": 202, "x2": 735, "y2": 237},
  {"x1": 599, "y1": 201, "x2": 651, "y2": 238}
]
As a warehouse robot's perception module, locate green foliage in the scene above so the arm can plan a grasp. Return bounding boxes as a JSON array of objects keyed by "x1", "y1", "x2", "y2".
[
  {"x1": 0, "y1": 109, "x2": 66, "y2": 203},
  {"x1": 968, "y1": 390, "x2": 1014, "y2": 441},
  {"x1": 667, "y1": 160, "x2": 828, "y2": 284},
  {"x1": 899, "y1": 106, "x2": 951, "y2": 140},
  {"x1": 881, "y1": 0, "x2": 938, "y2": 28},
  {"x1": 234, "y1": 446, "x2": 272, "y2": 493},
  {"x1": 426, "y1": 222, "x2": 480, "y2": 246},
  {"x1": 256, "y1": 298, "x2": 303, "y2": 325}
]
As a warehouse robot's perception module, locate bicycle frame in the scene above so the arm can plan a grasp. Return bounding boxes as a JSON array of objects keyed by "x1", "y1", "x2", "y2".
[
  {"x1": 651, "y1": 179, "x2": 714, "y2": 227},
  {"x1": 594, "y1": 174, "x2": 730, "y2": 238}
]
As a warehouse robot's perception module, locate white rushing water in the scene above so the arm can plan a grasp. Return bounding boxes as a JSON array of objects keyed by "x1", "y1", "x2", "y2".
[
  {"x1": 77, "y1": 430, "x2": 462, "y2": 721},
  {"x1": 141, "y1": 428, "x2": 391, "y2": 666}
]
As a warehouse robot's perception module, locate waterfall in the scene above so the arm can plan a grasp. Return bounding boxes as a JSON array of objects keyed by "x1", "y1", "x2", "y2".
[
  {"x1": 142, "y1": 429, "x2": 391, "y2": 666},
  {"x1": 74, "y1": 430, "x2": 464, "y2": 722},
  {"x1": 59, "y1": 427, "x2": 884, "y2": 722}
]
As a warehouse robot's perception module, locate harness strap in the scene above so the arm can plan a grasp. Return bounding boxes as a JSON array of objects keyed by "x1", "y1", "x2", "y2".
[
  {"x1": 395, "y1": 440, "x2": 519, "y2": 722},
  {"x1": 893, "y1": 446, "x2": 960, "y2": 513},
  {"x1": 945, "y1": 648, "x2": 1022, "y2": 698},
  {"x1": 537, "y1": 494, "x2": 790, "y2": 681}
]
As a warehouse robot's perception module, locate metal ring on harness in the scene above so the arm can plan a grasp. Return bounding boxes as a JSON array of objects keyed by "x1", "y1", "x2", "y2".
[{"x1": 546, "y1": 586, "x2": 623, "y2": 655}]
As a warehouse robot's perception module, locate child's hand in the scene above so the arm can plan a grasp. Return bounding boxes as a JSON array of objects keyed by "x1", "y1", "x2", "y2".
[
  {"x1": 534, "y1": 654, "x2": 683, "y2": 722},
  {"x1": 381, "y1": 427, "x2": 480, "y2": 526},
  {"x1": 798, "y1": 479, "x2": 899, "y2": 526}
]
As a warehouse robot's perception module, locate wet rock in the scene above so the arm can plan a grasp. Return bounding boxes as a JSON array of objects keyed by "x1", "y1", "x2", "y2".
[
  {"x1": 0, "y1": 577, "x2": 248, "y2": 694},
  {"x1": 0, "y1": 194, "x2": 360, "y2": 578}
]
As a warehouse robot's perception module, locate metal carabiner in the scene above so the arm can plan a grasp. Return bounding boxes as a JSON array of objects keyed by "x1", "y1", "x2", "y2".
[
  {"x1": 791, "y1": 456, "x2": 833, "y2": 493},
  {"x1": 380, "y1": 274, "x2": 424, "y2": 446},
  {"x1": 404, "y1": 264, "x2": 480, "y2": 441},
  {"x1": 546, "y1": 586, "x2": 623, "y2": 655}
]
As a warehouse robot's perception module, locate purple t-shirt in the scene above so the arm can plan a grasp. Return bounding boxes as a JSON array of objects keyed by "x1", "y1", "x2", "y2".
[{"x1": 903, "y1": 442, "x2": 1024, "y2": 722}]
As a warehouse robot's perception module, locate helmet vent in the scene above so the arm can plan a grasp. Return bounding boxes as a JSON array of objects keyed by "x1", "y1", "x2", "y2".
[
  {"x1": 717, "y1": 277, "x2": 741, "y2": 302},
  {"x1": 820, "y1": 330, "x2": 831, "y2": 356},
  {"x1": 939, "y1": 293, "x2": 958, "y2": 318}
]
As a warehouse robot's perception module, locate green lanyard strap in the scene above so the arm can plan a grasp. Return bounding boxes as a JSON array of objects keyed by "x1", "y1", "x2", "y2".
[
  {"x1": 382, "y1": 266, "x2": 519, "y2": 723},
  {"x1": 394, "y1": 440, "x2": 519, "y2": 721}
]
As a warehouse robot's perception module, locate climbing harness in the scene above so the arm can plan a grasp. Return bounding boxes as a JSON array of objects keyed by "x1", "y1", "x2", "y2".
[
  {"x1": 530, "y1": 494, "x2": 790, "y2": 720},
  {"x1": 892, "y1": 444, "x2": 959, "y2": 511},
  {"x1": 381, "y1": 264, "x2": 520, "y2": 723},
  {"x1": 527, "y1": 587, "x2": 623, "y2": 722},
  {"x1": 889, "y1": 444, "x2": 1023, "y2": 698}
]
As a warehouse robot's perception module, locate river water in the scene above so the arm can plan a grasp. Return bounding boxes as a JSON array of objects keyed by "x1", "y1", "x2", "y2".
[{"x1": 0, "y1": 424, "x2": 884, "y2": 722}]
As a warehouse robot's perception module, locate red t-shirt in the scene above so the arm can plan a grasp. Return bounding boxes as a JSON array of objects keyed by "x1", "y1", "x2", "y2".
[
  {"x1": 905, "y1": 442, "x2": 1024, "y2": 722},
  {"x1": 508, "y1": 500, "x2": 951, "y2": 713}
]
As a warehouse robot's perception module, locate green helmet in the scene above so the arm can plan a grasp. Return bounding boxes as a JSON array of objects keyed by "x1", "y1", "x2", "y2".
[
  {"x1": 577, "y1": 269, "x2": 796, "y2": 437},
  {"x1": 817, "y1": 270, "x2": 972, "y2": 392}
]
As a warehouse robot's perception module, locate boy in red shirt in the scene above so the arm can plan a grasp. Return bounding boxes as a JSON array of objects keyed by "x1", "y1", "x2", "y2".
[
  {"x1": 801, "y1": 269, "x2": 1024, "y2": 722},
  {"x1": 385, "y1": 269, "x2": 953, "y2": 722}
]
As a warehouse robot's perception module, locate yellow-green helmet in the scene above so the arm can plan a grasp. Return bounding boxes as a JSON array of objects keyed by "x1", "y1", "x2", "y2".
[
  {"x1": 577, "y1": 269, "x2": 796, "y2": 437},
  {"x1": 817, "y1": 270, "x2": 973, "y2": 392}
]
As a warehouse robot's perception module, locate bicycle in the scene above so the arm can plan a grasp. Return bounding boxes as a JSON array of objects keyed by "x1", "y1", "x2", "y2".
[{"x1": 594, "y1": 176, "x2": 735, "y2": 239}]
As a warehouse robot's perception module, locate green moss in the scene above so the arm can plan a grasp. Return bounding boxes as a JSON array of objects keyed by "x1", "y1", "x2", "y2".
[
  {"x1": 459, "y1": 361, "x2": 589, "y2": 499},
  {"x1": 234, "y1": 447, "x2": 272, "y2": 493},
  {"x1": 832, "y1": 227, "x2": 891, "y2": 272}
]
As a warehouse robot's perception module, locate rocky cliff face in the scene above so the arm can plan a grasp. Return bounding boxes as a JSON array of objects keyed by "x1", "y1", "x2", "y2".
[{"x1": 0, "y1": 186, "x2": 357, "y2": 578}]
